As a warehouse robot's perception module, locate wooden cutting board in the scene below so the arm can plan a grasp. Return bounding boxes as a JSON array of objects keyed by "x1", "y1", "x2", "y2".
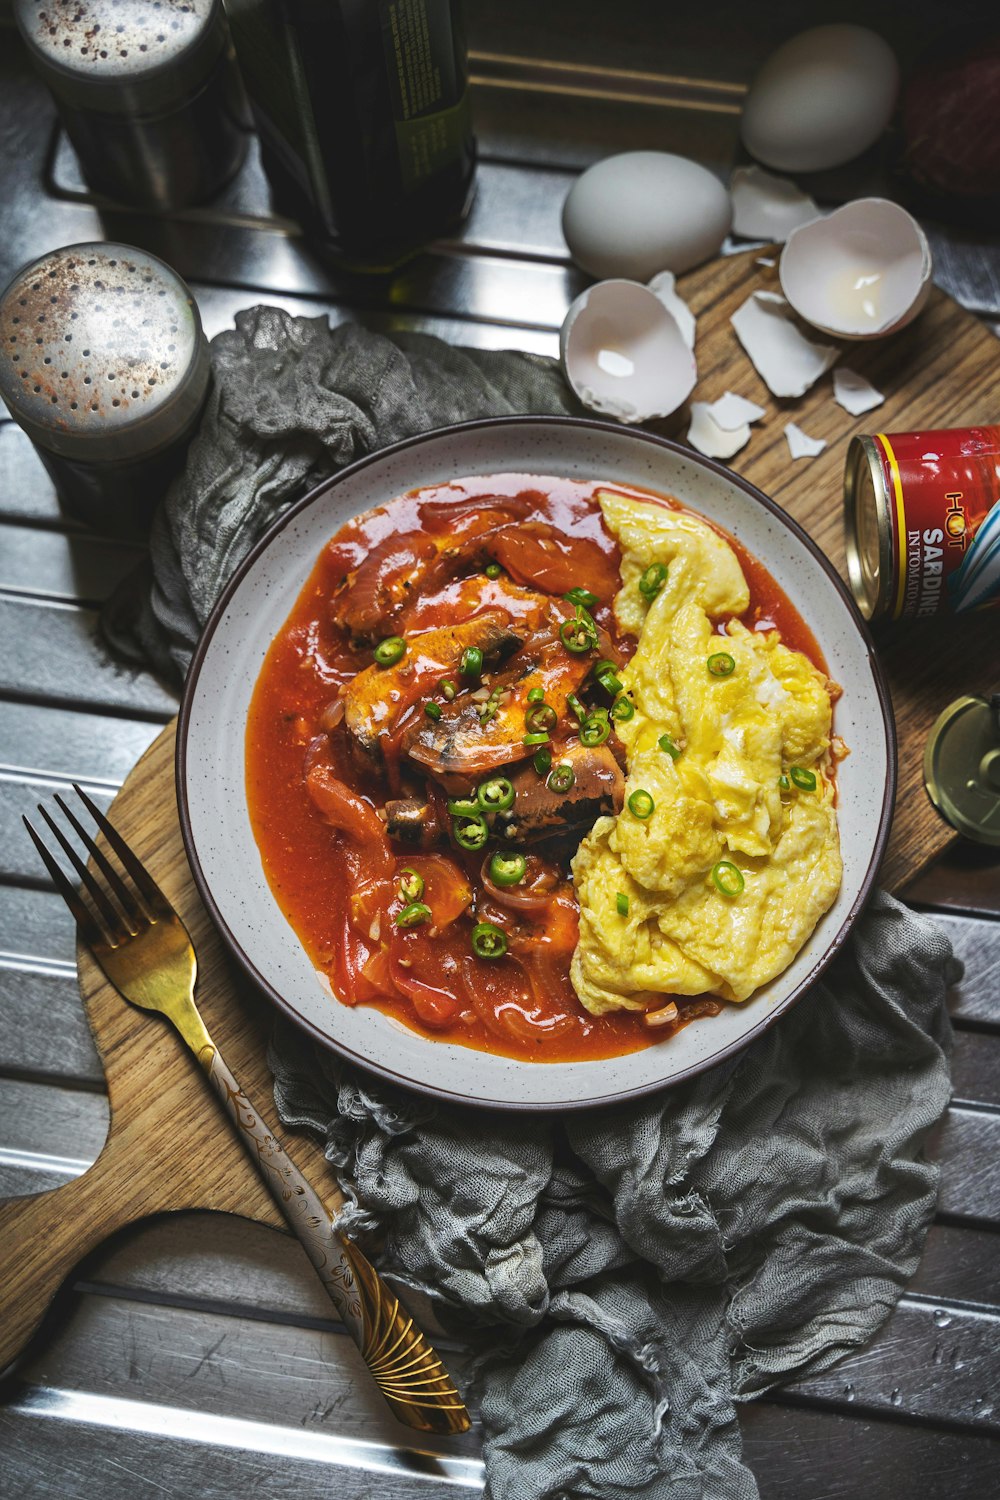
[
  {"x1": 0, "y1": 722, "x2": 335, "y2": 1372},
  {"x1": 666, "y1": 250, "x2": 999, "y2": 891}
]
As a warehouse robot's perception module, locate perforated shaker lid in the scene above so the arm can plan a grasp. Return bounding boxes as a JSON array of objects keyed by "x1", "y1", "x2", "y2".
[
  {"x1": 0, "y1": 242, "x2": 210, "y2": 465},
  {"x1": 14, "y1": 0, "x2": 225, "y2": 115}
]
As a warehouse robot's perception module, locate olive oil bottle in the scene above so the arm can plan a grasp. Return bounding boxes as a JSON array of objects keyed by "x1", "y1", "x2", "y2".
[{"x1": 225, "y1": 0, "x2": 475, "y2": 268}]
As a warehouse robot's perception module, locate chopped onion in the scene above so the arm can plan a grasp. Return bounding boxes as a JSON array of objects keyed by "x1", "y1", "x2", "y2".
[{"x1": 481, "y1": 853, "x2": 555, "y2": 910}]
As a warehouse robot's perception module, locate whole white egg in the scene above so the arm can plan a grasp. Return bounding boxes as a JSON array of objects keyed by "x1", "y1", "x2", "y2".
[
  {"x1": 741, "y1": 24, "x2": 899, "y2": 173},
  {"x1": 562, "y1": 152, "x2": 732, "y2": 280}
]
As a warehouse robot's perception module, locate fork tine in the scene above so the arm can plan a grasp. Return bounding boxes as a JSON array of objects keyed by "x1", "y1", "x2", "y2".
[
  {"x1": 35, "y1": 802, "x2": 131, "y2": 945},
  {"x1": 54, "y1": 791, "x2": 138, "y2": 929},
  {"x1": 73, "y1": 782, "x2": 164, "y2": 913},
  {"x1": 23, "y1": 814, "x2": 104, "y2": 946}
]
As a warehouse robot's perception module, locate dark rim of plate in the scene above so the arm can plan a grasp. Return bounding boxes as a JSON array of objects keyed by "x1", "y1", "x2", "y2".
[{"x1": 176, "y1": 414, "x2": 897, "y2": 1112}]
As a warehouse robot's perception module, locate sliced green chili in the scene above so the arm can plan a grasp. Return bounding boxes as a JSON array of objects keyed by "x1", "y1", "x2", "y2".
[
  {"x1": 527, "y1": 686, "x2": 545, "y2": 703},
  {"x1": 566, "y1": 692, "x2": 587, "y2": 724},
  {"x1": 471, "y1": 921, "x2": 508, "y2": 960},
  {"x1": 523, "y1": 731, "x2": 550, "y2": 746},
  {"x1": 373, "y1": 635, "x2": 406, "y2": 667},
  {"x1": 533, "y1": 747, "x2": 552, "y2": 776},
  {"x1": 547, "y1": 762, "x2": 575, "y2": 794},
  {"x1": 489, "y1": 851, "x2": 527, "y2": 887},
  {"x1": 790, "y1": 766, "x2": 818, "y2": 791},
  {"x1": 397, "y1": 869, "x2": 425, "y2": 902},
  {"x1": 611, "y1": 695, "x2": 635, "y2": 722},
  {"x1": 711, "y1": 860, "x2": 745, "y2": 897},
  {"x1": 424, "y1": 701, "x2": 442, "y2": 720},
  {"x1": 616, "y1": 891, "x2": 629, "y2": 916},
  {"x1": 477, "y1": 776, "x2": 515, "y2": 813},
  {"x1": 560, "y1": 616, "x2": 596, "y2": 654},
  {"x1": 447, "y1": 797, "x2": 479, "y2": 818},
  {"x1": 453, "y1": 814, "x2": 489, "y2": 851},
  {"x1": 627, "y1": 788, "x2": 655, "y2": 819},
  {"x1": 639, "y1": 563, "x2": 667, "y2": 600},
  {"x1": 564, "y1": 587, "x2": 599, "y2": 609},
  {"x1": 707, "y1": 652, "x2": 736, "y2": 677},
  {"x1": 580, "y1": 713, "x2": 611, "y2": 747},
  {"x1": 439, "y1": 677, "x2": 457, "y2": 701},
  {"x1": 525, "y1": 701, "x2": 557, "y2": 734},
  {"x1": 460, "y1": 646, "x2": 483, "y2": 678},
  {"x1": 658, "y1": 733, "x2": 680, "y2": 759},
  {"x1": 778, "y1": 773, "x2": 791, "y2": 791},
  {"x1": 485, "y1": 562, "x2": 502, "y2": 579},
  {"x1": 395, "y1": 901, "x2": 432, "y2": 929}
]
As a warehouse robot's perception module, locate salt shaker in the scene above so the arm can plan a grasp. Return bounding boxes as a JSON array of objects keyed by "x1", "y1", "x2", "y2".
[
  {"x1": 14, "y1": 0, "x2": 248, "y2": 210},
  {"x1": 0, "y1": 242, "x2": 211, "y2": 539}
]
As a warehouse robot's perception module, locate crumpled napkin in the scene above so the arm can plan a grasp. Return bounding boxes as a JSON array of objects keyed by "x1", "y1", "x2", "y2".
[{"x1": 102, "y1": 306, "x2": 955, "y2": 1499}]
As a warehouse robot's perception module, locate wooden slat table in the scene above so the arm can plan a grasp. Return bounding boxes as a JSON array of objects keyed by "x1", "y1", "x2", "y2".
[{"x1": 2, "y1": 6, "x2": 999, "y2": 1495}]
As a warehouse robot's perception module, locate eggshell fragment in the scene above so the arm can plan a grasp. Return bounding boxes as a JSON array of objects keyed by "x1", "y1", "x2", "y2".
[
  {"x1": 731, "y1": 291, "x2": 839, "y2": 398},
  {"x1": 780, "y1": 199, "x2": 932, "y2": 339},
  {"x1": 731, "y1": 166, "x2": 820, "y2": 242},
  {"x1": 688, "y1": 403, "x2": 751, "y2": 459},
  {"x1": 562, "y1": 152, "x2": 733, "y2": 280},
  {"x1": 833, "y1": 367, "x2": 885, "y2": 414},
  {"x1": 709, "y1": 391, "x2": 767, "y2": 429},
  {"x1": 741, "y1": 25, "x2": 900, "y2": 172},
  {"x1": 560, "y1": 280, "x2": 697, "y2": 424},
  {"x1": 647, "y1": 271, "x2": 696, "y2": 349},
  {"x1": 785, "y1": 422, "x2": 827, "y2": 459}
]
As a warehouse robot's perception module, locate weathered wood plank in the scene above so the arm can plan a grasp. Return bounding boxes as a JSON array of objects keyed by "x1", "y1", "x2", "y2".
[
  {"x1": 0, "y1": 1078, "x2": 108, "y2": 1198},
  {"x1": 0, "y1": 701, "x2": 161, "y2": 789},
  {"x1": 0, "y1": 525, "x2": 144, "y2": 607},
  {"x1": 741, "y1": 1401, "x2": 1000, "y2": 1500},
  {"x1": 939, "y1": 913, "x2": 1000, "y2": 1027},
  {"x1": 0, "y1": 598, "x2": 177, "y2": 720}
]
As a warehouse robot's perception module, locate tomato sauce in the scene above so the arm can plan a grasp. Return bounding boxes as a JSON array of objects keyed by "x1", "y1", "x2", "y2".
[{"x1": 245, "y1": 475, "x2": 826, "y2": 1062}]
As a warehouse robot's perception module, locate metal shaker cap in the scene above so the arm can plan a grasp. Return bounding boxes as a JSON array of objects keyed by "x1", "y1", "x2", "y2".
[
  {"x1": 0, "y1": 242, "x2": 210, "y2": 465},
  {"x1": 923, "y1": 695, "x2": 1000, "y2": 847},
  {"x1": 14, "y1": 0, "x2": 225, "y2": 115}
]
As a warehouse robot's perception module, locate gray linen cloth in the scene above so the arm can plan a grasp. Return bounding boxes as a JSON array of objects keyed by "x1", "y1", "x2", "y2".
[{"x1": 103, "y1": 306, "x2": 956, "y2": 1500}]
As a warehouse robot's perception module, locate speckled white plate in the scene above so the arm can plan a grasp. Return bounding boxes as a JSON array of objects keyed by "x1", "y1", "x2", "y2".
[{"x1": 177, "y1": 417, "x2": 895, "y2": 1111}]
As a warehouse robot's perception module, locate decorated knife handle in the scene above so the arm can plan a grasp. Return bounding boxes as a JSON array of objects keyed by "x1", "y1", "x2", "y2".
[{"x1": 196, "y1": 1037, "x2": 471, "y2": 1435}]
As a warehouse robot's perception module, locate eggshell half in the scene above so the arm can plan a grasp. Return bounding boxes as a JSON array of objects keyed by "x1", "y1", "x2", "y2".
[
  {"x1": 779, "y1": 198, "x2": 932, "y2": 339},
  {"x1": 562, "y1": 152, "x2": 732, "y2": 280},
  {"x1": 560, "y1": 280, "x2": 697, "y2": 424},
  {"x1": 741, "y1": 24, "x2": 899, "y2": 173}
]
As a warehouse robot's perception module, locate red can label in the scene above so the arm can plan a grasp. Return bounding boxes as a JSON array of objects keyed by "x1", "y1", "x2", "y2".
[{"x1": 877, "y1": 425, "x2": 1000, "y2": 618}]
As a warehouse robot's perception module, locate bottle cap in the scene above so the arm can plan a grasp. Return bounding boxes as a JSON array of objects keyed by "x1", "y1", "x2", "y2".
[
  {"x1": 923, "y1": 694, "x2": 1000, "y2": 846},
  {"x1": 0, "y1": 242, "x2": 210, "y2": 466},
  {"x1": 14, "y1": 0, "x2": 225, "y2": 115}
]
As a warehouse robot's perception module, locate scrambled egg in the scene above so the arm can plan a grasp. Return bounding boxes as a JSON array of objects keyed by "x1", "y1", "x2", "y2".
[{"x1": 571, "y1": 491, "x2": 843, "y2": 1013}]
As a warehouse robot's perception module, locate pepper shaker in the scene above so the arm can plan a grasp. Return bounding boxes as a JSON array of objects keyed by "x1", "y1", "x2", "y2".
[
  {"x1": 0, "y1": 242, "x2": 211, "y2": 539},
  {"x1": 14, "y1": 0, "x2": 249, "y2": 210}
]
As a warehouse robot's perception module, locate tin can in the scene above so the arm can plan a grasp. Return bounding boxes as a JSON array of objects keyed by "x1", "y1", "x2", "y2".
[{"x1": 844, "y1": 426, "x2": 1000, "y2": 619}]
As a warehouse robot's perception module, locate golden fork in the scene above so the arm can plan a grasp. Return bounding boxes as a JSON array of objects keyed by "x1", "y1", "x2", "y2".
[{"x1": 22, "y1": 784, "x2": 470, "y2": 1437}]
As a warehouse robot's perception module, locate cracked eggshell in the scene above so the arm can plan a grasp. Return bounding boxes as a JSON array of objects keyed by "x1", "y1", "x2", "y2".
[
  {"x1": 562, "y1": 152, "x2": 732, "y2": 280},
  {"x1": 560, "y1": 280, "x2": 697, "y2": 425},
  {"x1": 779, "y1": 198, "x2": 932, "y2": 339},
  {"x1": 647, "y1": 270, "x2": 696, "y2": 349},
  {"x1": 731, "y1": 166, "x2": 820, "y2": 242},
  {"x1": 687, "y1": 403, "x2": 751, "y2": 459},
  {"x1": 731, "y1": 291, "x2": 839, "y2": 399}
]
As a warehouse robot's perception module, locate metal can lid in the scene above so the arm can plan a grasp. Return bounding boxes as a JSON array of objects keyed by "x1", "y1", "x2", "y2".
[
  {"x1": 923, "y1": 694, "x2": 1000, "y2": 846},
  {"x1": 844, "y1": 434, "x2": 891, "y2": 621},
  {"x1": 0, "y1": 242, "x2": 209, "y2": 466},
  {"x1": 14, "y1": 0, "x2": 224, "y2": 115}
]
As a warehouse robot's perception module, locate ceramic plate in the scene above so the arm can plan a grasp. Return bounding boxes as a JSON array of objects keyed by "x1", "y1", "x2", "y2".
[{"x1": 177, "y1": 417, "x2": 895, "y2": 1111}]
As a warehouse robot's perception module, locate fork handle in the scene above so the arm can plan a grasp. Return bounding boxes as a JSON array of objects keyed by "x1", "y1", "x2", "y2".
[{"x1": 193, "y1": 1036, "x2": 470, "y2": 1436}]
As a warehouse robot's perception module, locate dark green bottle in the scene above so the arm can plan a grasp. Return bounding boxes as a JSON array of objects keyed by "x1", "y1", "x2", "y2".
[{"x1": 226, "y1": 0, "x2": 476, "y2": 268}]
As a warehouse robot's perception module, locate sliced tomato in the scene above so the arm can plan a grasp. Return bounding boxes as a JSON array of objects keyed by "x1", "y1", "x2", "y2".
[
  {"x1": 388, "y1": 932, "x2": 461, "y2": 1029},
  {"x1": 490, "y1": 523, "x2": 620, "y2": 599},
  {"x1": 305, "y1": 763, "x2": 393, "y2": 877},
  {"x1": 394, "y1": 853, "x2": 473, "y2": 931}
]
